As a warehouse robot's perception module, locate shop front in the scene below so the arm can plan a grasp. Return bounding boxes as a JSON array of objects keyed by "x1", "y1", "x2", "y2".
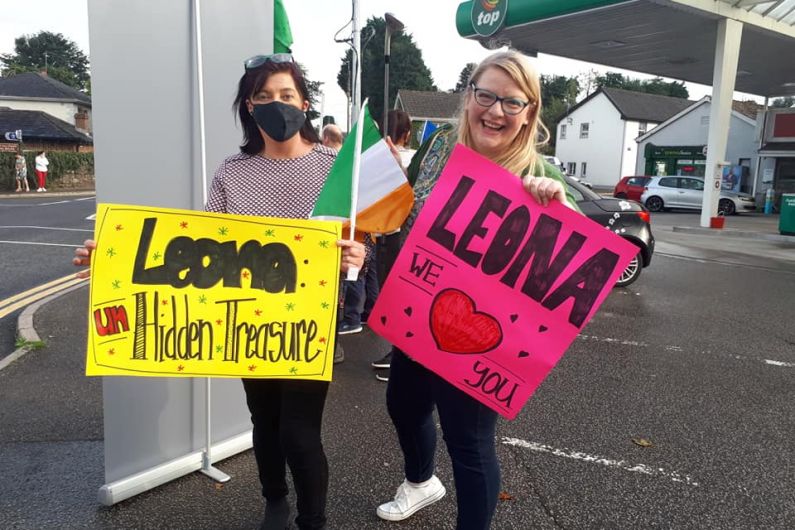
[
  {"x1": 643, "y1": 144, "x2": 707, "y2": 178},
  {"x1": 756, "y1": 110, "x2": 795, "y2": 208}
]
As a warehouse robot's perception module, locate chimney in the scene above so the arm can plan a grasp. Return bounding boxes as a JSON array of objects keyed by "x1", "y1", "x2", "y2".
[{"x1": 75, "y1": 110, "x2": 89, "y2": 133}]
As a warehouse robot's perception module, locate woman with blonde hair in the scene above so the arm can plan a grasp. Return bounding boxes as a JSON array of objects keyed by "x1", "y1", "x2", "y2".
[{"x1": 377, "y1": 50, "x2": 578, "y2": 530}]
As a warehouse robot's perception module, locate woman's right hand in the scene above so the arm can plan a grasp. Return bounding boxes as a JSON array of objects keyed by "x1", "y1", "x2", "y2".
[{"x1": 73, "y1": 239, "x2": 96, "y2": 279}]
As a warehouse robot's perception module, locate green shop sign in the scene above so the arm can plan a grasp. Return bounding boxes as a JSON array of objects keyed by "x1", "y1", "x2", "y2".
[
  {"x1": 471, "y1": 0, "x2": 509, "y2": 37},
  {"x1": 645, "y1": 144, "x2": 707, "y2": 158}
]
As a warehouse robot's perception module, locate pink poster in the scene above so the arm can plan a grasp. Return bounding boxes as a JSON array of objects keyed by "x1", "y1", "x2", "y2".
[{"x1": 368, "y1": 145, "x2": 638, "y2": 419}]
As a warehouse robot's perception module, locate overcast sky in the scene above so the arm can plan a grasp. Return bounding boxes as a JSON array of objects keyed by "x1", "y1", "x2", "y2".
[{"x1": 1, "y1": 0, "x2": 763, "y2": 131}]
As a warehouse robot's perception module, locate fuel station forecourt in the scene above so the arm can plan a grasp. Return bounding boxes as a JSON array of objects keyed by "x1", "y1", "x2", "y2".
[{"x1": 456, "y1": 0, "x2": 795, "y2": 227}]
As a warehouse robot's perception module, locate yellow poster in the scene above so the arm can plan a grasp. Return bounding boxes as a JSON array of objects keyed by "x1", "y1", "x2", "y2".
[{"x1": 87, "y1": 204, "x2": 341, "y2": 380}]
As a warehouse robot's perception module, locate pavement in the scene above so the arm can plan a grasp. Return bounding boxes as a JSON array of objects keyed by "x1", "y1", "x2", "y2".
[{"x1": 1, "y1": 193, "x2": 793, "y2": 529}]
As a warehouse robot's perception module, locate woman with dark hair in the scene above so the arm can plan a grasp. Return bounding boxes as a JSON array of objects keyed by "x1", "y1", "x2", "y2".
[
  {"x1": 209, "y1": 53, "x2": 363, "y2": 530},
  {"x1": 386, "y1": 110, "x2": 413, "y2": 161},
  {"x1": 74, "y1": 54, "x2": 364, "y2": 530}
]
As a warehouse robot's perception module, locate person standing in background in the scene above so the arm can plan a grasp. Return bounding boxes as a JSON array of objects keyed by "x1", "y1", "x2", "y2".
[
  {"x1": 321, "y1": 124, "x2": 343, "y2": 151},
  {"x1": 371, "y1": 110, "x2": 417, "y2": 381},
  {"x1": 321, "y1": 122, "x2": 362, "y2": 342},
  {"x1": 387, "y1": 110, "x2": 416, "y2": 167},
  {"x1": 34, "y1": 151, "x2": 48, "y2": 192},
  {"x1": 15, "y1": 150, "x2": 29, "y2": 192}
]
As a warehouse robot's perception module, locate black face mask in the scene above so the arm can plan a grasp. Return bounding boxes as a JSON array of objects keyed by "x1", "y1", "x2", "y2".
[{"x1": 251, "y1": 101, "x2": 306, "y2": 142}]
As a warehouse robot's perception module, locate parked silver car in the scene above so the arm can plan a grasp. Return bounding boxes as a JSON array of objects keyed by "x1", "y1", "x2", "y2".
[{"x1": 639, "y1": 176, "x2": 755, "y2": 215}]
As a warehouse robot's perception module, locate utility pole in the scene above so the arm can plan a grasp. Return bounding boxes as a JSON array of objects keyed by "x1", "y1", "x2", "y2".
[
  {"x1": 383, "y1": 13, "x2": 405, "y2": 138},
  {"x1": 351, "y1": 0, "x2": 361, "y2": 122}
]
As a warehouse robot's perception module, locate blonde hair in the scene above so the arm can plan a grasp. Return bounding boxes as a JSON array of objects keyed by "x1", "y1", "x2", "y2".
[{"x1": 455, "y1": 50, "x2": 549, "y2": 176}]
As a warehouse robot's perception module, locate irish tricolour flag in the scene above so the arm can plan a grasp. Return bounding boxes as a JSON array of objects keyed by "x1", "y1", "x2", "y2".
[{"x1": 311, "y1": 104, "x2": 414, "y2": 236}]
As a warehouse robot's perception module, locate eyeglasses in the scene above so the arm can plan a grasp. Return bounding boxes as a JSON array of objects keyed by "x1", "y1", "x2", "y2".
[
  {"x1": 469, "y1": 83, "x2": 533, "y2": 115},
  {"x1": 244, "y1": 53, "x2": 294, "y2": 70}
]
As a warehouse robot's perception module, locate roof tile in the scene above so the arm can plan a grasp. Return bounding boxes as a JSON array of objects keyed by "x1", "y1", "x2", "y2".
[
  {"x1": 0, "y1": 109, "x2": 93, "y2": 143},
  {"x1": 0, "y1": 72, "x2": 91, "y2": 105},
  {"x1": 396, "y1": 90, "x2": 461, "y2": 120}
]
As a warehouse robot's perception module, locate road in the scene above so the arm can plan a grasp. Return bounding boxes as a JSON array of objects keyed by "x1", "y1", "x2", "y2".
[
  {"x1": 0, "y1": 208, "x2": 793, "y2": 529},
  {"x1": 0, "y1": 194, "x2": 95, "y2": 354}
]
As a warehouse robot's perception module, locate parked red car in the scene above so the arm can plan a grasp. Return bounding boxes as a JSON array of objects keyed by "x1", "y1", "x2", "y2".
[{"x1": 613, "y1": 176, "x2": 652, "y2": 202}]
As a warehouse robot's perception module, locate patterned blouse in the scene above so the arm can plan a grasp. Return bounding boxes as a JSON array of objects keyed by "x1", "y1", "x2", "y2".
[
  {"x1": 205, "y1": 144, "x2": 337, "y2": 218},
  {"x1": 205, "y1": 144, "x2": 374, "y2": 274}
]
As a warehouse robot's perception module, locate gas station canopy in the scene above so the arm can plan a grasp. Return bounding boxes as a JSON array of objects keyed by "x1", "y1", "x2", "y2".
[{"x1": 456, "y1": 0, "x2": 795, "y2": 98}]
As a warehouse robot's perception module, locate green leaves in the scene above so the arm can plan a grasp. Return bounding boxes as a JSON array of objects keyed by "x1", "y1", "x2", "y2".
[
  {"x1": 337, "y1": 17, "x2": 436, "y2": 126},
  {"x1": 0, "y1": 31, "x2": 90, "y2": 92},
  {"x1": 594, "y1": 72, "x2": 689, "y2": 99}
]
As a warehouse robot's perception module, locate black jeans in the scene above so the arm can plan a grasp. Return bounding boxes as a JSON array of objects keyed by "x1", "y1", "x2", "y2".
[
  {"x1": 342, "y1": 254, "x2": 379, "y2": 325},
  {"x1": 242, "y1": 378, "x2": 329, "y2": 530},
  {"x1": 386, "y1": 349, "x2": 500, "y2": 530}
]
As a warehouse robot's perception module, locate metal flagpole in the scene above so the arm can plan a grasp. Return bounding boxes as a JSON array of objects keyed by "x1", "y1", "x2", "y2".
[
  {"x1": 351, "y1": 0, "x2": 361, "y2": 120},
  {"x1": 346, "y1": 98, "x2": 367, "y2": 282},
  {"x1": 193, "y1": 0, "x2": 230, "y2": 484}
]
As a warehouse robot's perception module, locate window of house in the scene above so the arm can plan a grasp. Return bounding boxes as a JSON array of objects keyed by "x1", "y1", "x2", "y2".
[
  {"x1": 560, "y1": 124, "x2": 567, "y2": 139},
  {"x1": 580, "y1": 123, "x2": 589, "y2": 139},
  {"x1": 567, "y1": 162, "x2": 576, "y2": 175},
  {"x1": 581, "y1": 162, "x2": 587, "y2": 177},
  {"x1": 638, "y1": 122, "x2": 647, "y2": 135}
]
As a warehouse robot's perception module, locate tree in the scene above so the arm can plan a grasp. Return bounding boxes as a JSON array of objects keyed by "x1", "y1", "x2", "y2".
[
  {"x1": 771, "y1": 96, "x2": 795, "y2": 108},
  {"x1": 453, "y1": 63, "x2": 477, "y2": 92},
  {"x1": 594, "y1": 72, "x2": 689, "y2": 99},
  {"x1": 297, "y1": 63, "x2": 321, "y2": 121},
  {"x1": 540, "y1": 75, "x2": 580, "y2": 152},
  {"x1": 0, "y1": 31, "x2": 90, "y2": 92},
  {"x1": 337, "y1": 17, "x2": 435, "y2": 127},
  {"x1": 577, "y1": 68, "x2": 600, "y2": 97}
]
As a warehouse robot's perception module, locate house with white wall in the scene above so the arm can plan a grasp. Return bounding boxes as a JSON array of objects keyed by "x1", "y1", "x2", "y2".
[
  {"x1": 635, "y1": 97, "x2": 758, "y2": 193},
  {"x1": 395, "y1": 89, "x2": 460, "y2": 148},
  {"x1": 555, "y1": 87, "x2": 692, "y2": 187},
  {"x1": 0, "y1": 72, "x2": 91, "y2": 134}
]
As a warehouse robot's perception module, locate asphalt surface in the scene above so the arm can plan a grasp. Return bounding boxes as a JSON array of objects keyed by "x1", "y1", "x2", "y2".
[
  {"x1": 0, "y1": 192, "x2": 95, "y2": 355},
  {"x1": 1, "y1": 203, "x2": 794, "y2": 529}
]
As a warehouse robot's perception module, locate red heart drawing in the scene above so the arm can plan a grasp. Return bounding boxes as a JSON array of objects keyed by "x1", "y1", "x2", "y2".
[{"x1": 430, "y1": 288, "x2": 502, "y2": 354}]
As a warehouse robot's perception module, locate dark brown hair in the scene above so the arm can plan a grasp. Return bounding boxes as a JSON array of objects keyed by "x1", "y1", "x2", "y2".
[
  {"x1": 387, "y1": 110, "x2": 412, "y2": 146},
  {"x1": 234, "y1": 60, "x2": 319, "y2": 155}
]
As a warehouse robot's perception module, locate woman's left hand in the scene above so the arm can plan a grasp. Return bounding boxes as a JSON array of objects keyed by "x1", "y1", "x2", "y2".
[
  {"x1": 337, "y1": 239, "x2": 365, "y2": 273},
  {"x1": 522, "y1": 175, "x2": 570, "y2": 208}
]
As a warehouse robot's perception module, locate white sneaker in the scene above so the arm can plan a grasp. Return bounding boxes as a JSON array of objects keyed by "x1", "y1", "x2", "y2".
[
  {"x1": 36, "y1": 188, "x2": 42, "y2": 192},
  {"x1": 376, "y1": 476, "x2": 446, "y2": 522},
  {"x1": 41, "y1": 187, "x2": 47, "y2": 192}
]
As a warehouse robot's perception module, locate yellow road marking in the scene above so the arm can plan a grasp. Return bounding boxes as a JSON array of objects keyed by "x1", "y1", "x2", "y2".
[
  {"x1": 0, "y1": 276, "x2": 87, "y2": 320},
  {"x1": 0, "y1": 273, "x2": 79, "y2": 309}
]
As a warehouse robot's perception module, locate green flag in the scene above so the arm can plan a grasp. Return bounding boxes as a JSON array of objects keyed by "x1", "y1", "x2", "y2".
[
  {"x1": 311, "y1": 105, "x2": 414, "y2": 235},
  {"x1": 274, "y1": 0, "x2": 293, "y2": 53}
]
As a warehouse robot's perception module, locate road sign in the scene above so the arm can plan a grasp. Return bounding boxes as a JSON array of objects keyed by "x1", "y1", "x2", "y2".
[{"x1": 4, "y1": 130, "x2": 22, "y2": 141}]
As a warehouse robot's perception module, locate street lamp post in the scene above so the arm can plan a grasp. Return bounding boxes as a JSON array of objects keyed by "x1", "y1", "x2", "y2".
[{"x1": 383, "y1": 13, "x2": 404, "y2": 139}]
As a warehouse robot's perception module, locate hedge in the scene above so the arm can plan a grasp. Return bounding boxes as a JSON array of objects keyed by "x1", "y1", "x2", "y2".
[{"x1": 0, "y1": 151, "x2": 94, "y2": 190}]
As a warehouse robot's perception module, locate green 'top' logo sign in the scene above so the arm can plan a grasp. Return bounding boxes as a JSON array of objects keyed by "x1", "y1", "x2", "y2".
[{"x1": 471, "y1": 0, "x2": 508, "y2": 37}]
